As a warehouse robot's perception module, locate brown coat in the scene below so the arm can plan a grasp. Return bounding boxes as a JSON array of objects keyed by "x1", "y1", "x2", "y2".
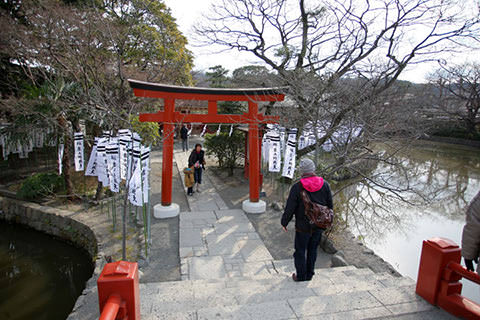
[
  {"x1": 461, "y1": 190, "x2": 480, "y2": 261},
  {"x1": 183, "y1": 167, "x2": 195, "y2": 188}
]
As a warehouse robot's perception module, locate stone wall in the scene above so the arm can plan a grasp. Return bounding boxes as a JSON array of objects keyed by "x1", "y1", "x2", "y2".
[
  {"x1": 0, "y1": 196, "x2": 107, "y2": 319},
  {"x1": 0, "y1": 196, "x2": 97, "y2": 259}
]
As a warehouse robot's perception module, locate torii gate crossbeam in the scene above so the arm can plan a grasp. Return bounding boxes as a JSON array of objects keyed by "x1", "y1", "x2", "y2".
[{"x1": 128, "y1": 79, "x2": 286, "y2": 216}]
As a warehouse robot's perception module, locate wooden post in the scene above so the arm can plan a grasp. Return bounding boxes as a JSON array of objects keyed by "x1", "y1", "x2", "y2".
[{"x1": 161, "y1": 98, "x2": 175, "y2": 206}]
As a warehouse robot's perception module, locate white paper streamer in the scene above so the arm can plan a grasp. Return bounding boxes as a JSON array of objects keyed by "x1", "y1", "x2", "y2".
[
  {"x1": 96, "y1": 138, "x2": 109, "y2": 186},
  {"x1": 262, "y1": 133, "x2": 270, "y2": 163},
  {"x1": 106, "y1": 138, "x2": 120, "y2": 192},
  {"x1": 85, "y1": 138, "x2": 98, "y2": 176},
  {"x1": 282, "y1": 129, "x2": 297, "y2": 179},
  {"x1": 141, "y1": 146, "x2": 150, "y2": 204},
  {"x1": 216, "y1": 124, "x2": 221, "y2": 136},
  {"x1": 228, "y1": 125, "x2": 233, "y2": 137},
  {"x1": 74, "y1": 132, "x2": 84, "y2": 171},
  {"x1": 128, "y1": 150, "x2": 143, "y2": 207},
  {"x1": 200, "y1": 125, "x2": 207, "y2": 137},
  {"x1": 298, "y1": 133, "x2": 307, "y2": 150},
  {"x1": 268, "y1": 131, "x2": 281, "y2": 172},
  {"x1": 279, "y1": 127, "x2": 286, "y2": 155},
  {"x1": 119, "y1": 136, "x2": 130, "y2": 180},
  {"x1": 0, "y1": 134, "x2": 6, "y2": 160},
  {"x1": 35, "y1": 131, "x2": 43, "y2": 148},
  {"x1": 58, "y1": 143, "x2": 64, "y2": 175}
]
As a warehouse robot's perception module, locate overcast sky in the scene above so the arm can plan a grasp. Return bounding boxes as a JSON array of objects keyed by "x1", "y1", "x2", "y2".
[{"x1": 163, "y1": 0, "x2": 477, "y2": 84}]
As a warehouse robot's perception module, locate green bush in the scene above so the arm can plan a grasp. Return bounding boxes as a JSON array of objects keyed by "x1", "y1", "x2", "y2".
[
  {"x1": 17, "y1": 172, "x2": 65, "y2": 200},
  {"x1": 204, "y1": 132, "x2": 244, "y2": 176}
]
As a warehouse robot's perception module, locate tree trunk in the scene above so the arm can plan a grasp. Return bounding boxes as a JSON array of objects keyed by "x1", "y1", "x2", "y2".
[{"x1": 57, "y1": 115, "x2": 74, "y2": 200}]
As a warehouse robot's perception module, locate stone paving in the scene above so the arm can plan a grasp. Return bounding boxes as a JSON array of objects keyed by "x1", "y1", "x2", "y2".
[{"x1": 138, "y1": 146, "x2": 458, "y2": 319}]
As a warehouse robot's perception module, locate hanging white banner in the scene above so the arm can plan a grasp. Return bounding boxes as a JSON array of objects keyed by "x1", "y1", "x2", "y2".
[
  {"x1": 282, "y1": 129, "x2": 298, "y2": 179},
  {"x1": 27, "y1": 136, "x2": 34, "y2": 152},
  {"x1": 141, "y1": 146, "x2": 150, "y2": 204},
  {"x1": 119, "y1": 136, "x2": 131, "y2": 180},
  {"x1": 128, "y1": 157, "x2": 143, "y2": 206},
  {"x1": 298, "y1": 132, "x2": 307, "y2": 150},
  {"x1": 18, "y1": 142, "x2": 28, "y2": 159},
  {"x1": 58, "y1": 143, "x2": 64, "y2": 175},
  {"x1": 279, "y1": 127, "x2": 286, "y2": 155},
  {"x1": 0, "y1": 134, "x2": 5, "y2": 160},
  {"x1": 262, "y1": 134, "x2": 270, "y2": 163},
  {"x1": 200, "y1": 125, "x2": 207, "y2": 137},
  {"x1": 35, "y1": 131, "x2": 44, "y2": 148},
  {"x1": 118, "y1": 129, "x2": 131, "y2": 137},
  {"x1": 307, "y1": 133, "x2": 316, "y2": 148},
  {"x1": 268, "y1": 131, "x2": 281, "y2": 172},
  {"x1": 74, "y1": 132, "x2": 84, "y2": 171},
  {"x1": 132, "y1": 132, "x2": 141, "y2": 148},
  {"x1": 2, "y1": 134, "x2": 10, "y2": 160},
  {"x1": 96, "y1": 138, "x2": 109, "y2": 186},
  {"x1": 85, "y1": 138, "x2": 98, "y2": 176},
  {"x1": 106, "y1": 138, "x2": 120, "y2": 192}
]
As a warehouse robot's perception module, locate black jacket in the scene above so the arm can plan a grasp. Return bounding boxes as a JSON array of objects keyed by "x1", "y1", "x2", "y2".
[
  {"x1": 188, "y1": 150, "x2": 206, "y2": 168},
  {"x1": 281, "y1": 177, "x2": 333, "y2": 232},
  {"x1": 180, "y1": 126, "x2": 188, "y2": 140}
]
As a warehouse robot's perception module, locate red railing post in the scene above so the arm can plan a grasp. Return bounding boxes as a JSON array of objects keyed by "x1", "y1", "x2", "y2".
[
  {"x1": 97, "y1": 261, "x2": 140, "y2": 320},
  {"x1": 416, "y1": 237, "x2": 480, "y2": 320}
]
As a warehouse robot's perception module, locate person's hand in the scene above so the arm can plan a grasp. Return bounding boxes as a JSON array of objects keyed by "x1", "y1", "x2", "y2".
[
  {"x1": 464, "y1": 257, "x2": 478, "y2": 272},
  {"x1": 282, "y1": 226, "x2": 288, "y2": 232}
]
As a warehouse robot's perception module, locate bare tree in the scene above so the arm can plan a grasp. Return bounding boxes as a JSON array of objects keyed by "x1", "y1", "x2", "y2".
[
  {"x1": 196, "y1": 0, "x2": 480, "y2": 233},
  {"x1": 196, "y1": 0, "x2": 479, "y2": 152},
  {"x1": 429, "y1": 62, "x2": 480, "y2": 137}
]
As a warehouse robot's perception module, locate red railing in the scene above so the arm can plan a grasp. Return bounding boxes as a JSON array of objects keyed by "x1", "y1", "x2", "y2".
[
  {"x1": 417, "y1": 237, "x2": 480, "y2": 320},
  {"x1": 99, "y1": 294, "x2": 127, "y2": 320},
  {"x1": 97, "y1": 261, "x2": 140, "y2": 320}
]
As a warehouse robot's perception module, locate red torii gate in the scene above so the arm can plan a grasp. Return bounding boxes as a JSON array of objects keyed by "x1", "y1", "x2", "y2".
[{"x1": 128, "y1": 79, "x2": 286, "y2": 216}]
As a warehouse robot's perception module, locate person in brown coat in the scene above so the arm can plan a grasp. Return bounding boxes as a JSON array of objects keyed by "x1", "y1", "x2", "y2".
[
  {"x1": 184, "y1": 167, "x2": 195, "y2": 196},
  {"x1": 461, "y1": 190, "x2": 480, "y2": 272}
]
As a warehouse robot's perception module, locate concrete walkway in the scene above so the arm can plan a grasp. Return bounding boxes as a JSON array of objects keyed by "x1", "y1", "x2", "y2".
[{"x1": 138, "y1": 143, "x2": 457, "y2": 320}]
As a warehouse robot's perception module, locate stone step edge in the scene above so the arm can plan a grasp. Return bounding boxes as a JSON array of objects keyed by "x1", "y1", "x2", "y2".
[
  {"x1": 141, "y1": 270, "x2": 414, "y2": 288},
  {"x1": 142, "y1": 284, "x2": 420, "y2": 317}
]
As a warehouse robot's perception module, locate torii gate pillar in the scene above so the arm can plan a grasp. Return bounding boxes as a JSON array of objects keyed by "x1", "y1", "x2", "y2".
[{"x1": 128, "y1": 80, "x2": 285, "y2": 216}]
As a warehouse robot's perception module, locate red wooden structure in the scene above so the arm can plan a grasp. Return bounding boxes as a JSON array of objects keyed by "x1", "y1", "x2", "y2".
[{"x1": 128, "y1": 79, "x2": 285, "y2": 210}]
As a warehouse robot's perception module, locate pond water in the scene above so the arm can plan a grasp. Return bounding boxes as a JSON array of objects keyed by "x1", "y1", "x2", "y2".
[
  {"x1": 338, "y1": 140, "x2": 480, "y2": 303},
  {"x1": 0, "y1": 222, "x2": 94, "y2": 320}
]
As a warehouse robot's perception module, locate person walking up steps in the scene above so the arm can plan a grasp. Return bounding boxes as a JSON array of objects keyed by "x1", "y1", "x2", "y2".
[
  {"x1": 281, "y1": 158, "x2": 333, "y2": 282},
  {"x1": 180, "y1": 124, "x2": 188, "y2": 152},
  {"x1": 188, "y1": 143, "x2": 206, "y2": 193}
]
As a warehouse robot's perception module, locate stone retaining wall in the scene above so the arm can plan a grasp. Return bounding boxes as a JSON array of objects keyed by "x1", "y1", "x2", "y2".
[
  {"x1": 0, "y1": 196, "x2": 98, "y2": 259},
  {"x1": 0, "y1": 196, "x2": 106, "y2": 319}
]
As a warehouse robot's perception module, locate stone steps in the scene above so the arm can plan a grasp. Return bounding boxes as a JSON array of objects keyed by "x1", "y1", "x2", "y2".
[{"x1": 139, "y1": 266, "x2": 432, "y2": 320}]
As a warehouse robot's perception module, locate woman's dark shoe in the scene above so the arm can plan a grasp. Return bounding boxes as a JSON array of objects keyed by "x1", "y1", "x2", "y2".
[{"x1": 292, "y1": 273, "x2": 299, "y2": 282}]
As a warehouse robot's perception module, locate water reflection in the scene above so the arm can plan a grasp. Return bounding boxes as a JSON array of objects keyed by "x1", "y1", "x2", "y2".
[
  {"x1": 0, "y1": 223, "x2": 93, "y2": 320},
  {"x1": 336, "y1": 140, "x2": 480, "y2": 302}
]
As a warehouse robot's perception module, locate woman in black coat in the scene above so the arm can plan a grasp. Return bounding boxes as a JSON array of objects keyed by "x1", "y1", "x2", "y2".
[{"x1": 188, "y1": 144, "x2": 206, "y2": 192}]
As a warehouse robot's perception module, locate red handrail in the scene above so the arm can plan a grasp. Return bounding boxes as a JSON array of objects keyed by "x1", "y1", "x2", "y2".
[
  {"x1": 99, "y1": 294, "x2": 122, "y2": 320},
  {"x1": 446, "y1": 262, "x2": 480, "y2": 285}
]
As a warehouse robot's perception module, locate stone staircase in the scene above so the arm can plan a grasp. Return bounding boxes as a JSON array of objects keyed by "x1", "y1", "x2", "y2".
[
  {"x1": 138, "y1": 265, "x2": 449, "y2": 320},
  {"x1": 142, "y1": 148, "x2": 456, "y2": 320}
]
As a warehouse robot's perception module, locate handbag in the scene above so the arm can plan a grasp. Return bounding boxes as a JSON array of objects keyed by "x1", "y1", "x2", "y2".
[{"x1": 299, "y1": 185, "x2": 334, "y2": 229}]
